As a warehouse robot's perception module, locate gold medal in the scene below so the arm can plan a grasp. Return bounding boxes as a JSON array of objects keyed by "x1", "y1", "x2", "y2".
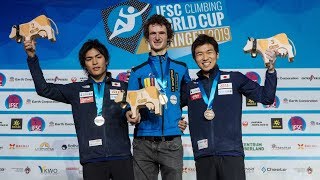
[
  {"x1": 94, "y1": 115, "x2": 105, "y2": 126},
  {"x1": 204, "y1": 109, "x2": 215, "y2": 120}
]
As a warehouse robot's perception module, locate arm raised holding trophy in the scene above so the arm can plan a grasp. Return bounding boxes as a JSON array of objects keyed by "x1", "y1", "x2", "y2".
[{"x1": 18, "y1": 16, "x2": 134, "y2": 180}]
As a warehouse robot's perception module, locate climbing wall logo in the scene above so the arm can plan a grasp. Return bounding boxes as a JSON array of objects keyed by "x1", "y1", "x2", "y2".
[{"x1": 102, "y1": 0, "x2": 151, "y2": 53}]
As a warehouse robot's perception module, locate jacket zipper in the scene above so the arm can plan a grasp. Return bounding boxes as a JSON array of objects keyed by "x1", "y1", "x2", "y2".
[{"x1": 160, "y1": 57, "x2": 164, "y2": 136}]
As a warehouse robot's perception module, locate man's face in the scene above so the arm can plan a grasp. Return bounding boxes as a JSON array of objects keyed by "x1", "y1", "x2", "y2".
[
  {"x1": 84, "y1": 48, "x2": 107, "y2": 81},
  {"x1": 148, "y1": 24, "x2": 168, "y2": 55},
  {"x1": 194, "y1": 43, "x2": 219, "y2": 74}
]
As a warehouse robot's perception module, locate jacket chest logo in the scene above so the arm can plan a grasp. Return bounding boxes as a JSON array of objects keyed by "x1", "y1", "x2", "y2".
[
  {"x1": 79, "y1": 91, "x2": 94, "y2": 104},
  {"x1": 190, "y1": 87, "x2": 202, "y2": 100}
]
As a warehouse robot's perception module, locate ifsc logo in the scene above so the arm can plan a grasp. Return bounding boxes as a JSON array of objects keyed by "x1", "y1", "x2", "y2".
[
  {"x1": 0, "y1": 72, "x2": 6, "y2": 87},
  {"x1": 5, "y1": 94, "x2": 23, "y2": 109},
  {"x1": 245, "y1": 71, "x2": 261, "y2": 84},
  {"x1": 102, "y1": 0, "x2": 151, "y2": 53}
]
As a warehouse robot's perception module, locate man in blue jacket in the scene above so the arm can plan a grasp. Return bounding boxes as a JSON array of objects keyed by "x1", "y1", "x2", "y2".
[
  {"x1": 23, "y1": 39, "x2": 134, "y2": 180},
  {"x1": 181, "y1": 34, "x2": 277, "y2": 180},
  {"x1": 126, "y1": 14, "x2": 191, "y2": 180}
]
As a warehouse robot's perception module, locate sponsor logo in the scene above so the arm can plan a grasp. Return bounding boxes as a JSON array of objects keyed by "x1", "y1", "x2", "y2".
[
  {"x1": 271, "y1": 144, "x2": 291, "y2": 150},
  {"x1": 245, "y1": 71, "x2": 261, "y2": 84},
  {"x1": 25, "y1": 166, "x2": 31, "y2": 174},
  {"x1": 0, "y1": 167, "x2": 5, "y2": 173},
  {"x1": 116, "y1": 72, "x2": 128, "y2": 82},
  {"x1": 0, "y1": 73, "x2": 6, "y2": 86},
  {"x1": 38, "y1": 166, "x2": 58, "y2": 175},
  {"x1": 217, "y1": 83, "x2": 232, "y2": 89},
  {"x1": 243, "y1": 142, "x2": 264, "y2": 151},
  {"x1": 0, "y1": 121, "x2": 8, "y2": 127},
  {"x1": 277, "y1": 76, "x2": 299, "y2": 80},
  {"x1": 26, "y1": 99, "x2": 59, "y2": 104},
  {"x1": 71, "y1": 77, "x2": 77, "y2": 83},
  {"x1": 246, "y1": 98, "x2": 257, "y2": 106},
  {"x1": 182, "y1": 166, "x2": 196, "y2": 173},
  {"x1": 49, "y1": 121, "x2": 75, "y2": 127},
  {"x1": 301, "y1": 75, "x2": 320, "y2": 81},
  {"x1": 282, "y1": 98, "x2": 318, "y2": 103},
  {"x1": 9, "y1": 144, "x2": 29, "y2": 150},
  {"x1": 28, "y1": 117, "x2": 46, "y2": 132},
  {"x1": 271, "y1": 118, "x2": 283, "y2": 129},
  {"x1": 5, "y1": 94, "x2": 23, "y2": 109},
  {"x1": 245, "y1": 167, "x2": 255, "y2": 173},
  {"x1": 242, "y1": 121, "x2": 248, "y2": 127},
  {"x1": 61, "y1": 144, "x2": 79, "y2": 150},
  {"x1": 310, "y1": 121, "x2": 320, "y2": 126},
  {"x1": 45, "y1": 76, "x2": 68, "y2": 83},
  {"x1": 297, "y1": 144, "x2": 318, "y2": 150},
  {"x1": 261, "y1": 167, "x2": 287, "y2": 173},
  {"x1": 35, "y1": 142, "x2": 54, "y2": 151},
  {"x1": 288, "y1": 116, "x2": 306, "y2": 131},
  {"x1": 250, "y1": 121, "x2": 268, "y2": 127},
  {"x1": 11, "y1": 118, "x2": 23, "y2": 130}
]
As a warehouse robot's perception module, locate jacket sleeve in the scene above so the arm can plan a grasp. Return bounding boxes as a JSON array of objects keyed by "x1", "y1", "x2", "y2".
[
  {"x1": 127, "y1": 69, "x2": 140, "y2": 91},
  {"x1": 180, "y1": 83, "x2": 188, "y2": 108},
  {"x1": 27, "y1": 55, "x2": 72, "y2": 104},
  {"x1": 238, "y1": 70, "x2": 277, "y2": 105}
]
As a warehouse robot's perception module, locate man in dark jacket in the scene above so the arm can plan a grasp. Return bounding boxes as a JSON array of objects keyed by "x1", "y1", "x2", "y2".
[
  {"x1": 23, "y1": 39, "x2": 134, "y2": 180},
  {"x1": 181, "y1": 34, "x2": 277, "y2": 180}
]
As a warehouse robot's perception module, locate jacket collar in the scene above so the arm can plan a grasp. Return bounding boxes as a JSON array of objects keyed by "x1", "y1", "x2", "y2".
[
  {"x1": 196, "y1": 65, "x2": 220, "y2": 80},
  {"x1": 83, "y1": 72, "x2": 112, "y2": 85},
  {"x1": 148, "y1": 52, "x2": 169, "y2": 63}
]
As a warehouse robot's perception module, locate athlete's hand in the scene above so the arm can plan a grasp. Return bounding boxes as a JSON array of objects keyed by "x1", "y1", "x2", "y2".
[
  {"x1": 126, "y1": 110, "x2": 141, "y2": 125},
  {"x1": 23, "y1": 39, "x2": 36, "y2": 58}
]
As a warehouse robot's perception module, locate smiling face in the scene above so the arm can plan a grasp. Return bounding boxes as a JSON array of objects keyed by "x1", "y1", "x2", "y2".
[
  {"x1": 194, "y1": 43, "x2": 219, "y2": 77},
  {"x1": 84, "y1": 48, "x2": 107, "y2": 82},
  {"x1": 147, "y1": 23, "x2": 168, "y2": 56}
]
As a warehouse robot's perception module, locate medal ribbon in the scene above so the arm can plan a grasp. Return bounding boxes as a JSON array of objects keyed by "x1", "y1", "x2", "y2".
[
  {"x1": 93, "y1": 82, "x2": 105, "y2": 116},
  {"x1": 197, "y1": 72, "x2": 220, "y2": 110},
  {"x1": 148, "y1": 54, "x2": 170, "y2": 93}
]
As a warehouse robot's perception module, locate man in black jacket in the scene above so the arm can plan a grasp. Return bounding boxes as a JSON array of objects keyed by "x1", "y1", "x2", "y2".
[
  {"x1": 24, "y1": 39, "x2": 134, "y2": 180},
  {"x1": 181, "y1": 34, "x2": 277, "y2": 180}
]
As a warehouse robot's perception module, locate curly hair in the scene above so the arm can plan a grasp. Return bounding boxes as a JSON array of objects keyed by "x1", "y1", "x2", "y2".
[{"x1": 143, "y1": 14, "x2": 174, "y2": 45}]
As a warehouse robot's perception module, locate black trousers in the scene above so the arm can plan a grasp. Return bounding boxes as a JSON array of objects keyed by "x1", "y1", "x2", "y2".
[
  {"x1": 195, "y1": 156, "x2": 246, "y2": 180},
  {"x1": 83, "y1": 158, "x2": 134, "y2": 180}
]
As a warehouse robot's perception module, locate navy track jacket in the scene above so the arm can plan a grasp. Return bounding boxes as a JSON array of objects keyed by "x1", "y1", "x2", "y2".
[
  {"x1": 181, "y1": 66, "x2": 277, "y2": 160},
  {"x1": 27, "y1": 56, "x2": 131, "y2": 164}
]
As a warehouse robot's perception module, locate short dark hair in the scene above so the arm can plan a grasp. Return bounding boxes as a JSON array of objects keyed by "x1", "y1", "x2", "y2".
[
  {"x1": 143, "y1": 14, "x2": 174, "y2": 45},
  {"x1": 78, "y1": 39, "x2": 109, "y2": 73},
  {"x1": 191, "y1": 34, "x2": 219, "y2": 59}
]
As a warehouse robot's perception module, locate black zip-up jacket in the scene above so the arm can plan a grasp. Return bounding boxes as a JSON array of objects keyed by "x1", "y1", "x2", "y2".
[
  {"x1": 181, "y1": 65, "x2": 277, "y2": 160},
  {"x1": 27, "y1": 56, "x2": 131, "y2": 164}
]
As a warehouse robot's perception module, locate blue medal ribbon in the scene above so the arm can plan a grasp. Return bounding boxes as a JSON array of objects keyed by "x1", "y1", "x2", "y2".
[
  {"x1": 148, "y1": 54, "x2": 170, "y2": 93},
  {"x1": 93, "y1": 82, "x2": 105, "y2": 116},
  {"x1": 197, "y1": 72, "x2": 220, "y2": 110}
]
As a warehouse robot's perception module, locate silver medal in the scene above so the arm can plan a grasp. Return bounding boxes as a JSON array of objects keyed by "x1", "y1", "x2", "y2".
[
  {"x1": 204, "y1": 109, "x2": 215, "y2": 120},
  {"x1": 94, "y1": 115, "x2": 105, "y2": 126}
]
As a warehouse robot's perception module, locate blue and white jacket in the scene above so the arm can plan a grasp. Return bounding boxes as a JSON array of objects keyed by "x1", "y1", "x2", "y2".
[{"x1": 128, "y1": 53, "x2": 191, "y2": 136}]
